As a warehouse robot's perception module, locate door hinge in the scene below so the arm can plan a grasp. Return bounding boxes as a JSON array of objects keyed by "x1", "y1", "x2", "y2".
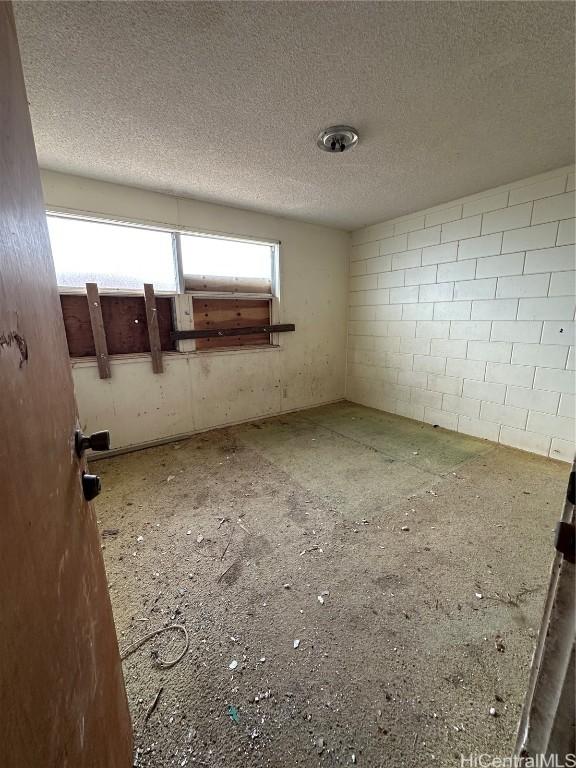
[{"x1": 554, "y1": 521, "x2": 575, "y2": 564}]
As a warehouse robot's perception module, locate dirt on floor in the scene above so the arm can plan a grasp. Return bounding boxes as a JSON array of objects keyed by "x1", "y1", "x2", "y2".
[{"x1": 93, "y1": 402, "x2": 569, "y2": 768}]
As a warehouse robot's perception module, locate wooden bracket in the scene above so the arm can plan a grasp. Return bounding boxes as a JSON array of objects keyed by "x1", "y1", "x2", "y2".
[
  {"x1": 85, "y1": 283, "x2": 111, "y2": 379},
  {"x1": 171, "y1": 323, "x2": 295, "y2": 341},
  {"x1": 143, "y1": 283, "x2": 163, "y2": 373}
]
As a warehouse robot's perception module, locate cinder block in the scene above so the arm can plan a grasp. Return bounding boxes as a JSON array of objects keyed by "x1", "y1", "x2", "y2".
[
  {"x1": 380, "y1": 234, "x2": 408, "y2": 256},
  {"x1": 413, "y1": 355, "x2": 446, "y2": 374},
  {"x1": 446, "y1": 357, "x2": 485, "y2": 381},
  {"x1": 416, "y1": 321, "x2": 450, "y2": 339},
  {"x1": 350, "y1": 275, "x2": 378, "y2": 291},
  {"x1": 394, "y1": 216, "x2": 425, "y2": 235},
  {"x1": 423, "y1": 407, "x2": 458, "y2": 430},
  {"x1": 467, "y1": 340, "x2": 512, "y2": 363},
  {"x1": 347, "y1": 335, "x2": 374, "y2": 351},
  {"x1": 499, "y1": 426, "x2": 551, "y2": 457},
  {"x1": 425, "y1": 205, "x2": 463, "y2": 228},
  {"x1": 349, "y1": 290, "x2": 389, "y2": 306},
  {"x1": 427, "y1": 374, "x2": 463, "y2": 396},
  {"x1": 509, "y1": 175, "x2": 567, "y2": 205},
  {"x1": 401, "y1": 337, "x2": 431, "y2": 355},
  {"x1": 491, "y1": 321, "x2": 542, "y2": 343},
  {"x1": 433, "y1": 301, "x2": 471, "y2": 321},
  {"x1": 496, "y1": 274, "x2": 550, "y2": 298},
  {"x1": 352, "y1": 222, "x2": 394, "y2": 246},
  {"x1": 558, "y1": 393, "x2": 575, "y2": 418},
  {"x1": 502, "y1": 223, "x2": 558, "y2": 254},
  {"x1": 449, "y1": 321, "x2": 491, "y2": 341},
  {"x1": 471, "y1": 299, "x2": 518, "y2": 320},
  {"x1": 527, "y1": 411, "x2": 574, "y2": 441},
  {"x1": 458, "y1": 233, "x2": 502, "y2": 260},
  {"x1": 566, "y1": 347, "x2": 574, "y2": 371},
  {"x1": 405, "y1": 265, "x2": 437, "y2": 285},
  {"x1": 351, "y1": 242, "x2": 379, "y2": 261},
  {"x1": 454, "y1": 278, "x2": 497, "y2": 300},
  {"x1": 349, "y1": 306, "x2": 376, "y2": 322},
  {"x1": 549, "y1": 271, "x2": 575, "y2": 297},
  {"x1": 517, "y1": 296, "x2": 575, "y2": 321},
  {"x1": 534, "y1": 367, "x2": 575, "y2": 394},
  {"x1": 512, "y1": 343, "x2": 568, "y2": 368},
  {"x1": 398, "y1": 370, "x2": 428, "y2": 389},
  {"x1": 532, "y1": 192, "x2": 575, "y2": 225},
  {"x1": 463, "y1": 379, "x2": 506, "y2": 404},
  {"x1": 420, "y1": 283, "x2": 454, "y2": 303},
  {"x1": 443, "y1": 394, "x2": 481, "y2": 418},
  {"x1": 390, "y1": 286, "x2": 419, "y2": 304},
  {"x1": 374, "y1": 336, "x2": 401, "y2": 354},
  {"x1": 402, "y1": 303, "x2": 434, "y2": 321},
  {"x1": 441, "y1": 215, "x2": 482, "y2": 243},
  {"x1": 437, "y1": 260, "x2": 477, "y2": 282},
  {"x1": 480, "y1": 401, "x2": 528, "y2": 429},
  {"x1": 430, "y1": 339, "x2": 468, "y2": 358},
  {"x1": 387, "y1": 321, "x2": 416, "y2": 338},
  {"x1": 392, "y1": 249, "x2": 422, "y2": 271},
  {"x1": 482, "y1": 203, "x2": 532, "y2": 235},
  {"x1": 366, "y1": 254, "x2": 392, "y2": 273},
  {"x1": 567, "y1": 173, "x2": 575, "y2": 193},
  {"x1": 350, "y1": 260, "x2": 367, "y2": 276},
  {"x1": 458, "y1": 416, "x2": 500, "y2": 442},
  {"x1": 549, "y1": 438, "x2": 574, "y2": 463},
  {"x1": 505, "y1": 386, "x2": 560, "y2": 415},
  {"x1": 486, "y1": 362, "x2": 535, "y2": 387},
  {"x1": 374, "y1": 305, "x2": 402, "y2": 321},
  {"x1": 411, "y1": 388, "x2": 443, "y2": 409},
  {"x1": 524, "y1": 245, "x2": 575, "y2": 274},
  {"x1": 557, "y1": 218, "x2": 575, "y2": 246},
  {"x1": 476, "y1": 252, "x2": 525, "y2": 279},
  {"x1": 421, "y1": 242, "x2": 458, "y2": 266},
  {"x1": 408, "y1": 227, "x2": 441, "y2": 250},
  {"x1": 395, "y1": 401, "x2": 425, "y2": 422},
  {"x1": 378, "y1": 271, "x2": 405, "y2": 288},
  {"x1": 387, "y1": 352, "x2": 414, "y2": 371},
  {"x1": 463, "y1": 192, "x2": 509, "y2": 218}
]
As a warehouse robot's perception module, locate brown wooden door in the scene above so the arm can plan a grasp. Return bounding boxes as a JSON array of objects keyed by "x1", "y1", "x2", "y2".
[{"x1": 0, "y1": 5, "x2": 133, "y2": 766}]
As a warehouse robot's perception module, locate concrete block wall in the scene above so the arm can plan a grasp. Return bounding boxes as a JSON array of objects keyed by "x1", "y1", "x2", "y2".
[{"x1": 347, "y1": 166, "x2": 575, "y2": 462}]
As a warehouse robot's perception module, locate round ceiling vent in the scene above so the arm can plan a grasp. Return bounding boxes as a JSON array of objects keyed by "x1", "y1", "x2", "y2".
[{"x1": 317, "y1": 125, "x2": 359, "y2": 153}]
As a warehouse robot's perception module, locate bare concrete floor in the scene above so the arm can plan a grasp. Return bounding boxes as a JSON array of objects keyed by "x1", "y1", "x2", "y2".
[{"x1": 94, "y1": 401, "x2": 569, "y2": 767}]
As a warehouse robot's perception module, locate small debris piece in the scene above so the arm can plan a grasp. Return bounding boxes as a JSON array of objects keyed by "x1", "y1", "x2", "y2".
[
  {"x1": 316, "y1": 736, "x2": 325, "y2": 752},
  {"x1": 228, "y1": 705, "x2": 240, "y2": 723},
  {"x1": 186, "y1": 530, "x2": 192, "y2": 535},
  {"x1": 228, "y1": 659, "x2": 238, "y2": 670},
  {"x1": 489, "y1": 707, "x2": 497, "y2": 717},
  {"x1": 475, "y1": 592, "x2": 483, "y2": 599},
  {"x1": 166, "y1": 475, "x2": 175, "y2": 482},
  {"x1": 259, "y1": 656, "x2": 266, "y2": 663},
  {"x1": 144, "y1": 687, "x2": 163, "y2": 722},
  {"x1": 250, "y1": 728, "x2": 259, "y2": 739},
  {"x1": 293, "y1": 639, "x2": 300, "y2": 649},
  {"x1": 317, "y1": 596, "x2": 325, "y2": 605},
  {"x1": 401, "y1": 526, "x2": 410, "y2": 532},
  {"x1": 283, "y1": 583, "x2": 291, "y2": 589},
  {"x1": 196, "y1": 535, "x2": 204, "y2": 544},
  {"x1": 102, "y1": 528, "x2": 119, "y2": 538},
  {"x1": 352, "y1": 754, "x2": 356, "y2": 764},
  {"x1": 412, "y1": 451, "x2": 419, "y2": 455},
  {"x1": 494, "y1": 635, "x2": 505, "y2": 652},
  {"x1": 320, "y1": 590, "x2": 330, "y2": 597},
  {"x1": 137, "y1": 535, "x2": 144, "y2": 542}
]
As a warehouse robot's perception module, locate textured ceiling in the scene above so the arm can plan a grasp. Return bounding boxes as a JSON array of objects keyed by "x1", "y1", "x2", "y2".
[{"x1": 14, "y1": 1, "x2": 575, "y2": 230}]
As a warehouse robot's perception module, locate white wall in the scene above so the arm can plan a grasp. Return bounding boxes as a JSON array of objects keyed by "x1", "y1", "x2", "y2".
[
  {"x1": 347, "y1": 166, "x2": 575, "y2": 462},
  {"x1": 41, "y1": 171, "x2": 349, "y2": 450}
]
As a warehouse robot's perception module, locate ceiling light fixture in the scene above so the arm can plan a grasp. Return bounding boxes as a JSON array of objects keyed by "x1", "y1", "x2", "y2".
[{"x1": 317, "y1": 125, "x2": 359, "y2": 153}]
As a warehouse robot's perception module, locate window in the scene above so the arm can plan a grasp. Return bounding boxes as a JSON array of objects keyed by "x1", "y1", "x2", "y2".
[
  {"x1": 47, "y1": 212, "x2": 280, "y2": 357},
  {"x1": 48, "y1": 215, "x2": 178, "y2": 293},
  {"x1": 180, "y1": 234, "x2": 274, "y2": 295}
]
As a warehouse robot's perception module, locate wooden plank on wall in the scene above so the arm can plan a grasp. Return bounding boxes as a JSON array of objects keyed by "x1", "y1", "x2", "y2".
[
  {"x1": 85, "y1": 283, "x2": 111, "y2": 378},
  {"x1": 192, "y1": 297, "x2": 271, "y2": 350},
  {"x1": 143, "y1": 283, "x2": 163, "y2": 373}
]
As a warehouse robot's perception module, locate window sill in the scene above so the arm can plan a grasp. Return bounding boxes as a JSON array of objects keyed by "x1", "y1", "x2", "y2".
[{"x1": 69, "y1": 345, "x2": 282, "y2": 368}]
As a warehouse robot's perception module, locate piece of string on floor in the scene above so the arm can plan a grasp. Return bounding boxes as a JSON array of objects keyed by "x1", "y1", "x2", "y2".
[{"x1": 120, "y1": 624, "x2": 189, "y2": 669}]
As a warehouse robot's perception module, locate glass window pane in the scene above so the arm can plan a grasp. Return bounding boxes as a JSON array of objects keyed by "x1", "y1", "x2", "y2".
[
  {"x1": 48, "y1": 215, "x2": 177, "y2": 292},
  {"x1": 180, "y1": 234, "x2": 272, "y2": 280}
]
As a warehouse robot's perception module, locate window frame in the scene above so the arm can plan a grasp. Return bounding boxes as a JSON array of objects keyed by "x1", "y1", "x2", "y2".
[
  {"x1": 47, "y1": 209, "x2": 280, "y2": 301},
  {"x1": 47, "y1": 209, "x2": 282, "y2": 356}
]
